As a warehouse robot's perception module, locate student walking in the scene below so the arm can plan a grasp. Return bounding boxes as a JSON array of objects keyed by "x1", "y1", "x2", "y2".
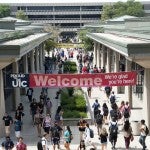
[
  {"x1": 84, "y1": 123, "x2": 96, "y2": 149},
  {"x1": 95, "y1": 110, "x2": 103, "y2": 136},
  {"x1": 102, "y1": 103, "x2": 109, "y2": 124},
  {"x1": 64, "y1": 126, "x2": 72, "y2": 150},
  {"x1": 1, "y1": 136, "x2": 14, "y2": 150},
  {"x1": 77, "y1": 117, "x2": 87, "y2": 140},
  {"x1": 139, "y1": 119, "x2": 148, "y2": 150},
  {"x1": 26, "y1": 88, "x2": 34, "y2": 102},
  {"x1": 14, "y1": 117, "x2": 22, "y2": 140},
  {"x1": 99, "y1": 127, "x2": 108, "y2": 150},
  {"x1": 16, "y1": 137, "x2": 27, "y2": 150},
  {"x1": 87, "y1": 87, "x2": 92, "y2": 98},
  {"x1": 50, "y1": 122, "x2": 63, "y2": 150},
  {"x1": 2, "y1": 112, "x2": 13, "y2": 136},
  {"x1": 123, "y1": 120, "x2": 133, "y2": 150},
  {"x1": 92, "y1": 99, "x2": 100, "y2": 124},
  {"x1": 77, "y1": 140, "x2": 86, "y2": 150},
  {"x1": 109, "y1": 119, "x2": 118, "y2": 149},
  {"x1": 34, "y1": 110, "x2": 43, "y2": 137}
]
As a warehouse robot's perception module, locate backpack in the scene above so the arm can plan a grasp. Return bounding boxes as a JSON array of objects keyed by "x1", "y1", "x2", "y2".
[
  {"x1": 96, "y1": 114, "x2": 103, "y2": 125},
  {"x1": 37, "y1": 139, "x2": 46, "y2": 150},
  {"x1": 89, "y1": 128, "x2": 94, "y2": 138},
  {"x1": 52, "y1": 126, "x2": 60, "y2": 138},
  {"x1": 109, "y1": 123, "x2": 118, "y2": 136},
  {"x1": 55, "y1": 113, "x2": 60, "y2": 121},
  {"x1": 124, "y1": 107, "x2": 130, "y2": 118},
  {"x1": 110, "y1": 95, "x2": 116, "y2": 104},
  {"x1": 70, "y1": 133, "x2": 73, "y2": 140},
  {"x1": 93, "y1": 103, "x2": 99, "y2": 112},
  {"x1": 110, "y1": 110, "x2": 118, "y2": 120},
  {"x1": 145, "y1": 125, "x2": 149, "y2": 136}
]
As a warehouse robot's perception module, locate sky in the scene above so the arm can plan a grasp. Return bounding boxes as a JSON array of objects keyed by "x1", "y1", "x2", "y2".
[{"x1": 0, "y1": 0, "x2": 150, "y2": 4}]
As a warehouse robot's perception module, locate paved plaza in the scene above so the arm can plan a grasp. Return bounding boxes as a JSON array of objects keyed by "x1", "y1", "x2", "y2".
[{"x1": 0, "y1": 54, "x2": 149, "y2": 150}]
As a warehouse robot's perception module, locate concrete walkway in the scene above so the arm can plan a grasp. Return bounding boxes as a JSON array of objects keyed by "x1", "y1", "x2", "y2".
[{"x1": 0, "y1": 55, "x2": 150, "y2": 149}]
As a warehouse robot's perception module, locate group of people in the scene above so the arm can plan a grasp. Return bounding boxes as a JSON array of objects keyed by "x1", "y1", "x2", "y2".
[{"x1": 89, "y1": 90, "x2": 149, "y2": 150}]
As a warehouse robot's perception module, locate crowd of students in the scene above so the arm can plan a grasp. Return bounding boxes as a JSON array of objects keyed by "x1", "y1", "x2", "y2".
[{"x1": 1, "y1": 48, "x2": 149, "y2": 150}]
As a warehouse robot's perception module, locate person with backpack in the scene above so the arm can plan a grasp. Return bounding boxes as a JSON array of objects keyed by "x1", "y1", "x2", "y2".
[
  {"x1": 92, "y1": 99, "x2": 100, "y2": 124},
  {"x1": 109, "y1": 103, "x2": 119, "y2": 122},
  {"x1": 50, "y1": 122, "x2": 63, "y2": 150},
  {"x1": 123, "y1": 102, "x2": 131, "y2": 121},
  {"x1": 37, "y1": 133, "x2": 49, "y2": 150},
  {"x1": 95, "y1": 110, "x2": 103, "y2": 135},
  {"x1": 109, "y1": 91, "x2": 116, "y2": 104},
  {"x1": 139, "y1": 119, "x2": 148, "y2": 150},
  {"x1": 109, "y1": 119, "x2": 118, "y2": 149},
  {"x1": 84, "y1": 123, "x2": 96, "y2": 149},
  {"x1": 104, "y1": 86, "x2": 112, "y2": 99}
]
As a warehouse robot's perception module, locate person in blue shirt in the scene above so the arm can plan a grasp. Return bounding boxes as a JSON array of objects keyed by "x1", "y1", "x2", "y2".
[{"x1": 64, "y1": 126, "x2": 72, "y2": 150}]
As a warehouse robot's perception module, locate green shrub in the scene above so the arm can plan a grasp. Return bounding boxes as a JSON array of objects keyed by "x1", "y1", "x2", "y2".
[
  {"x1": 63, "y1": 110, "x2": 87, "y2": 118},
  {"x1": 63, "y1": 61, "x2": 77, "y2": 73},
  {"x1": 61, "y1": 88, "x2": 87, "y2": 118}
]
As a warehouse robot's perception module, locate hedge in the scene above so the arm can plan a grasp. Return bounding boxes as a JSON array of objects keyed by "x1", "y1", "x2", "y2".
[
  {"x1": 61, "y1": 88, "x2": 87, "y2": 118},
  {"x1": 63, "y1": 61, "x2": 77, "y2": 73}
]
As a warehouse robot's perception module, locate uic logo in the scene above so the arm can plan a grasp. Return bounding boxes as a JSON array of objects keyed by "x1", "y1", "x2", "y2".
[{"x1": 12, "y1": 78, "x2": 27, "y2": 87}]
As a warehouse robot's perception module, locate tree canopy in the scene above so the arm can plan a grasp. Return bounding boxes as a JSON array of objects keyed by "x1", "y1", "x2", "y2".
[
  {"x1": 101, "y1": 0, "x2": 145, "y2": 21},
  {"x1": 16, "y1": 10, "x2": 28, "y2": 20},
  {"x1": 0, "y1": 5, "x2": 10, "y2": 18},
  {"x1": 45, "y1": 39, "x2": 57, "y2": 55}
]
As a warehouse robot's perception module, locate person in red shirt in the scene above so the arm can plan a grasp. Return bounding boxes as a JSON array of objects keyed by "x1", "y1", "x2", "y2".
[
  {"x1": 16, "y1": 137, "x2": 27, "y2": 150},
  {"x1": 82, "y1": 65, "x2": 88, "y2": 73}
]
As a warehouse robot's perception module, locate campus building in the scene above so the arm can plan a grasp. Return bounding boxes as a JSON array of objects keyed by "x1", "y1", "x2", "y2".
[
  {"x1": 0, "y1": 17, "x2": 50, "y2": 137},
  {"x1": 1, "y1": 0, "x2": 150, "y2": 32},
  {"x1": 87, "y1": 15, "x2": 150, "y2": 127}
]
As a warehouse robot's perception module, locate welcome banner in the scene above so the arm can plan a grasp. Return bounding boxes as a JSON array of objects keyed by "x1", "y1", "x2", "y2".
[{"x1": 29, "y1": 71, "x2": 137, "y2": 88}]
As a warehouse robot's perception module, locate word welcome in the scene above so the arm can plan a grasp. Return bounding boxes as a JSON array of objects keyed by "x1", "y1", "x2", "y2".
[{"x1": 29, "y1": 72, "x2": 137, "y2": 88}]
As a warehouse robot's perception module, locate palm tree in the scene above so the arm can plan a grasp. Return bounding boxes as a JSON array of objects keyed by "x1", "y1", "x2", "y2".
[{"x1": 45, "y1": 39, "x2": 57, "y2": 56}]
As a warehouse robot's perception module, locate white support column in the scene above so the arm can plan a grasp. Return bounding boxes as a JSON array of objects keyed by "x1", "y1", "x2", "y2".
[
  {"x1": 143, "y1": 68, "x2": 150, "y2": 128},
  {"x1": 35, "y1": 47, "x2": 39, "y2": 72},
  {"x1": 114, "y1": 52, "x2": 119, "y2": 72},
  {"x1": 0, "y1": 70, "x2": 5, "y2": 137},
  {"x1": 23, "y1": 54, "x2": 28, "y2": 73},
  {"x1": 114, "y1": 52, "x2": 120, "y2": 93},
  {"x1": 39, "y1": 44, "x2": 43, "y2": 70},
  {"x1": 125, "y1": 59, "x2": 132, "y2": 107},
  {"x1": 30, "y1": 50, "x2": 35, "y2": 73},
  {"x1": 101, "y1": 45, "x2": 105, "y2": 68},
  {"x1": 106, "y1": 48, "x2": 111, "y2": 73},
  {"x1": 96, "y1": 43, "x2": 101, "y2": 68},
  {"x1": 93, "y1": 42, "x2": 97, "y2": 66},
  {"x1": 42, "y1": 43, "x2": 45, "y2": 63},
  {"x1": 12, "y1": 61, "x2": 20, "y2": 109}
]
